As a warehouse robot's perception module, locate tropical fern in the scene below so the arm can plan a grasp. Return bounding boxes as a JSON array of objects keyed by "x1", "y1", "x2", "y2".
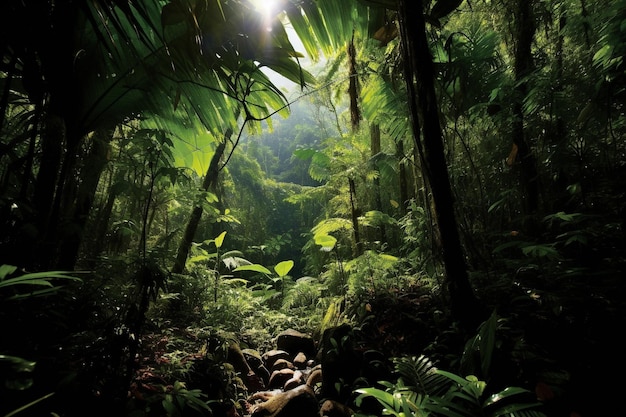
[
  {"x1": 312, "y1": 217, "x2": 354, "y2": 237},
  {"x1": 355, "y1": 354, "x2": 546, "y2": 417},
  {"x1": 393, "y1": 355, "x2": 451, "y2": 396}
]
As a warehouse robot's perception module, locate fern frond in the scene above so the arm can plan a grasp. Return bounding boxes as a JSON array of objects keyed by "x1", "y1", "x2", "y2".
[
  {"x1": 393, "y1": 355, "x2": 451, "y2": 396},
  {"x1": 312, "y1": 218, "x2": 353, "y2": 236}
]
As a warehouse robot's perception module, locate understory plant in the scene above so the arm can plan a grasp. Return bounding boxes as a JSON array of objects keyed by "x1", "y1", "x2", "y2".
[
  {"x1": 0, "y1": 265, "x2": 83, "y2": 416},
  {"x1": 354, "y1": 355, "x2": 546, "y2": 417},
  {"x1": 353, "y1": 308, "x2": 550, "y2": 417}
]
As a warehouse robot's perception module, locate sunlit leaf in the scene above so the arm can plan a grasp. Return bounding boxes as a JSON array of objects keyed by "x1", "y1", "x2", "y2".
[
  {"x1": 214, "y1": 231, "x2": 227, "y2": 248},
  {"x1": 233, "y1": 264, "x2": 272, "y2": 275},
  {"x1": 274, "y1": 260, "x2": 294, "y2": 277},
  {"x1": 314, "y1": 234, "x2": 337, "y2": 251}
]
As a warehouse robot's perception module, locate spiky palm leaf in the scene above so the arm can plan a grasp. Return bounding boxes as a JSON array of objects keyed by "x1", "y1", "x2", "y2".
[
  {"x1": 393, "y1": 355, "x2": 451, "y2": 396},
  {"x1": 284, "y1": 0, "x2": 375, "y2": 60},
  {"x1": 1, "y1": 0, "x2": 316, "y2": 144},
  {"x1": 361, "y1": 75, "x2": 410, "y2": 142}
]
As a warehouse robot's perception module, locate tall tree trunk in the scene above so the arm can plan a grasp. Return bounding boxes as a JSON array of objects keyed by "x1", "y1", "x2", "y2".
[
  {"x1": 87, "y1": 171, "x2": 118, "y2": 268},
  {"x1": 549, "y1": 5, "x2": 569, "y2": 213},
  {"x1": 57, "y1": 128, "x2": 114, "y2": 269},
  {"x1": 512, "y1": 0, "x2": 539, "y2": 226},
  {"x1": 398, "y1": 0, "x2": 484, "y2": 330},
  {"x1": 348, "y1": 177, "x2": 362, "y2": 257},
  {"x1": 172, "y1": 129, "x2": 232, "y2": 274},
  {"x1": 37, "y1": 1, "x2": 83, "y2": 269},
  {"x1": 30, "y1": 113, "x2": 65, "y2": 269},
  {"x1": 370, "y1": 123, "x2": 386, "y2": 241},
  {"x1": 348, "y1": 33, "x2": 361, "y2": 131}
]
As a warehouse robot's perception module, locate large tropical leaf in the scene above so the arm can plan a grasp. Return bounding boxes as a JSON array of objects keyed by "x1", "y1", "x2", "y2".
[{"x1": 285, "y1": 0, "x2": 373, "y2": 60}]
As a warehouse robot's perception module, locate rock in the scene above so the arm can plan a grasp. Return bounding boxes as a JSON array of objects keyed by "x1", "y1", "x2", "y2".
[
  {"x1": 293, "y1": 352, "x2": 307, "y2": 369},
  {"x1": 242, "y1": 348, "x2": 264, "y2": 369},
  {"x1": 255, "y1": 365, "x2": 271, "y2": 386},
  {"x1": 250, "y1": 384, "x2": 319, "y2": 417},
  {"x1": 276, "y1": 329, "x2": 316, "y2": 359},
  {"x1": 320, "y1": 399, "x2": 354, "y2": 417},
  {"x1": 228, "y1": 342, "x2": 253, "y2": 375},
  {"x1": 305, "y1": 365, "x2": 322, "y2": 389},
  {"x1": 270, "y1": 358, "x2": 294, "y2": 373},
  {"x1": 210, "y1": 401, "x2": 244, "y2": 417},
  {"x1": 262, "y1": 349, "x2": 291, "y2": 371},
  {"x1": 245, "y1": 371, "x2": 267, "y2": 393},
  {"x1": 283, "y1": 370, "x2": 303, "y2": 391},
  {"x1": 228, "y1": 342, "x2": 266, "y2": 392},
  {"x1": 268, "y1": 368, "x2": 294, "y2": 389},
  {"x1": 243, "y1": 348, "x2": 271, "y2": 385}
]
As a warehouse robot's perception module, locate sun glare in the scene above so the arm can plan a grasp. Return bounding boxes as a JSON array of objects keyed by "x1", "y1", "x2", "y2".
[{"x1": 250, "y1": 0, "x2": 282, "y2": 31}]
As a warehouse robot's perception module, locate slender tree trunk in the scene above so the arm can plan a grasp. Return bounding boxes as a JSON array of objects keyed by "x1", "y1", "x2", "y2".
[
  {"x1": 349, "y1": 177, "x2": 362, "y2": 257},
  {"x1": 512, "y1": 0, "x2": 539, "y2": 227},
  {"x1": 370, "y1": 123, "x2": 386, "y2": 241},
  {"x1": 172, "y1": 129, "x2": 232, "y2": 274},
  {"x1": 398, "y1": 0, "x2": 484, "y2": 330},
  {"x1": 549, "y1": 5, "x2": 569, "y2": 213},
  {"x1": 348, "y1": 33, "x2": 361, "y2": 131}
]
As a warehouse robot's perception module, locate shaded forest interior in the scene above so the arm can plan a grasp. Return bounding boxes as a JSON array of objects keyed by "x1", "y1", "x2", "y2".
[{"x1": 1, "y1": 0, "x2": 625, "y2": 417}]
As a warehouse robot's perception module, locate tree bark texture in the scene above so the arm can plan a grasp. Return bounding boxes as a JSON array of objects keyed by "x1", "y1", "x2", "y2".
[
  {"x1": 512, "y1": 0, "x2": 539, "y2": 220},
  {"x1": 57, "y1": 128, "x2": 114, "y2": 269},
  {"x1": 398, "y1": 0, "x2": 484, "y2": 330},
  {"x1": 348, "y1": 35, "x2": 361, "y2": 131}
]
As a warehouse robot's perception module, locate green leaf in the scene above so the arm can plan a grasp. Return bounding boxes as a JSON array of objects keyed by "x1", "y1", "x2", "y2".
[
  {"x1": 521, "y1": 244, "x2": 561, "y2": 260},
  {"x1": 436, "y1": 370, "x2": 470, "y2": 385},
  {"x1": 188, "y1": 255, "x2": 211, "y2": 264},
  {"x1": 592, "y1": 44, "x2": 612, "y2": 65},
  {"x1": 314, "y1": 234, "x2": 337, "y2": 251},
  {"x1": 0, "y1": 268, "x2": 82, "y2": 291},
  {"x1": 484, "y1": 387, "x2": 533, "y2": 407},
  {"x1": 162, "y1": 398, "x2": 177, "y2": 415},
  {"x1": 214, "y1": 231, "x2": 227, "y2": 248},
  {"x1": 222, "y1": 278, "x2": 249, "y2": 286},
  {"x1": 355, "y1": 387, "x2": 396, "y2": 408},
  {"x1": 293, "y1": 148, "x2": 318, "y2": 160},
  {"x1": 233, "y1": 264, "x2": 272, "y2": 275},
  {"x1": 3, "y1": 392, "x2": 55, "y2": 417},
  {"x1": 0, "y1": 265, "x2": 17, "y2": 279},
  {"x1": 274, "y1": 260, "x2": 294, "y2": 277},
  {"x1": 543, "y1": 211, "x2": 581, "y2": 223}
]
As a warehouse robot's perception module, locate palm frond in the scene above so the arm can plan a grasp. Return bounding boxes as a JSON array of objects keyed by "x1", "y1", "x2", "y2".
[
  {"x1": 286, "y1": 0, "x2": 373, "y2": 60},
  {"x1": 361, "y1": 75, "x2": 410, "y2": 142},
  {"x1": 393, "y1": 355, "x2": 451, "y2": 396}
]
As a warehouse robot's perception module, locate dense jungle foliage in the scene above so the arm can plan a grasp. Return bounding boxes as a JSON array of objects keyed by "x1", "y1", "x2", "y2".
[{"x1": 1, "y1": 0, "x2": 625, "y2": 416}]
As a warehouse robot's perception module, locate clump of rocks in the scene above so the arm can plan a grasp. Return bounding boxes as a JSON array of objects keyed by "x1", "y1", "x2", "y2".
[{"x1": 226, "y1": 328, "x2": 355, "y2": 417}]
